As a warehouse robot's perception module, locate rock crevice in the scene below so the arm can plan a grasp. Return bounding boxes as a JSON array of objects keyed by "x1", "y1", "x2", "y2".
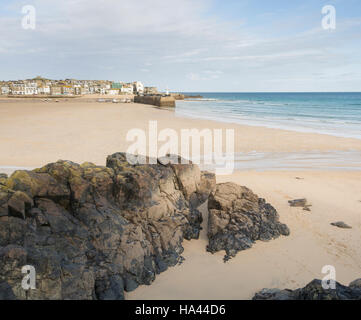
[
  {"x1": 0, "y1": 153, "x2": 215, "y2": 300},
  {"x1": 207, "y1": 182, "x2": 290, "y2": 262},
  {"x1": 0, "y1": 155, "x2": 291, "y2": 299}
]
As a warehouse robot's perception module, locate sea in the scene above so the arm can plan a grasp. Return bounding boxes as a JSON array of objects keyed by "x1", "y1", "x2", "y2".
[
  {"x1": 176, "y1": 92, "x2": 361, "y2": 171},
  {"x1": 177, "y1": 92, "x2": 361, "y2": 139}
]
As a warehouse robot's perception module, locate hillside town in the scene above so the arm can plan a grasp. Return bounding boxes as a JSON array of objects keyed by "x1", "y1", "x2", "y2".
[{"x1": 0, "y1": 76, "x2": 159, "y2": 96}]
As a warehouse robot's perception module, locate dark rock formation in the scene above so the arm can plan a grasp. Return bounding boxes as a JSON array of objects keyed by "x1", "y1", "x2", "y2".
[
  {"x1": 207, "y1": 183, "x2": 290, "y2": 262},
  {"x1": 0, "y1": 174, "x2": 7, "y2": 185},
  {"x1": 331, "y1": 221, "x2": 352, "y2": 229},
  {"x1": 0, "y1": 153, "x2": 215, "y2": 300},
  {"x1": 253, "y1": 278, "x2": 361, "y2": 300}
]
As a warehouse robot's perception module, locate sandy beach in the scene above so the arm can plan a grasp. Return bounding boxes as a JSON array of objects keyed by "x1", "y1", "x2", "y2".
[
  {"x1": 1, "y1": 100, "x2": 361, "y2": 299},
  {"x1": 129, "y1": 170, "x2": 361, "y2": 299},
  {"x1": 1, "y1": 100, "x2": 361, "y2": 170}
]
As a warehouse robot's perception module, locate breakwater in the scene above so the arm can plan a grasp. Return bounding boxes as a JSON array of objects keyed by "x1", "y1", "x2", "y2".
[{"x1": 134, "y1": 95, "x2": 175, "y2": 107}]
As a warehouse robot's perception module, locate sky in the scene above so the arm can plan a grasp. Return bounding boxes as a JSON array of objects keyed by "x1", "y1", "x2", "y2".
[{"x1": 0, "y1": 0, "x2": 360, "y2": 92}]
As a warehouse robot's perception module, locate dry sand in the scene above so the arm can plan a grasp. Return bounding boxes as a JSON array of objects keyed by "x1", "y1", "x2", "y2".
[
  {"x1": 128, "y1": 171, "x2": 361, "y2": 299},
  {"x1": 1, "y1": 100, "x2": 361, "y2": 299}
]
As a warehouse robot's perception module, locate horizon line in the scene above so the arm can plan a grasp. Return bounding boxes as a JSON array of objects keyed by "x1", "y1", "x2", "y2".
[{"x1": 178, "y1": 91, "x2": 361, "y2": 94}]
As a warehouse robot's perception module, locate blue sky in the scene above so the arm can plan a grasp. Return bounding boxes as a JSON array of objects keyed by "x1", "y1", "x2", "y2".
[{"x1": 0, "y1": 0, "x2": 360, "y2": 92}]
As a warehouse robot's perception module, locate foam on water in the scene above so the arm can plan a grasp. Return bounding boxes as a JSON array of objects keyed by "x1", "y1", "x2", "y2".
[{"x1": 178, "y1": 92, "x2": 361, "y2": 139}]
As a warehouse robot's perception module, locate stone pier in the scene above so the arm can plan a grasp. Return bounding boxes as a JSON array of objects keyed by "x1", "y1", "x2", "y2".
[{"x1": 134, "y1": 95, "x2": 175, "y2": 108}]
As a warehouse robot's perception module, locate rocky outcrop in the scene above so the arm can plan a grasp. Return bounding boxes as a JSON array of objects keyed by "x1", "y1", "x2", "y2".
[
  {"x1": 207, "y1": 183, "x2": 290, "y2": 262},
  {"x1": 253, "y1": 278, "x2": 361, "y2": 300},
  {"x1": 0, "y1": 153, "x2": 215, "y2": 300}
]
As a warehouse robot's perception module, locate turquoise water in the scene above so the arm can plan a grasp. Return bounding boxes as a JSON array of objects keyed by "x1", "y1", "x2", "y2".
[{"x1": 176, "y1": 92, "x2": 361, "y2": 139}]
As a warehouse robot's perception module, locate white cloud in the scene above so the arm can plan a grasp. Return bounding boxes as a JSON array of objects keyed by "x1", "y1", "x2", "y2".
[{"x1": 0, "y1": 0, "x2": 360, "y2": 91}]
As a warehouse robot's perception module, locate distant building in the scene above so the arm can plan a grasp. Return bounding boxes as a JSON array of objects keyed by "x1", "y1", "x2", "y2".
[
  {"x1": 111, "y1": 82, "x2": 123, "y2": 89},
  {"x1": 37, "y1": 86, "x2": 51, "y2": 95},
  {"x1": 1, "y1": 86, "x2": 10, "y2": 95},
  {"x1": 107, "y1": 88, "x2": 120, "y2": 95},
  {"x1": 0, "y1": 78, "x2": 150, "y2": 97},
  {"x1": 11, "y1": 83, "x2": 25, "y2": 95},
  {"x1": 73, "y1": 85, "x2": 81, "y2": 95},
  {"x1": 25, "y1": 83, "x2": 38, "y2": 95},
  {"x1": 50, "y1": 86, "x2": 62, "y2": 95},
  {"x1": 81, "y1": 87, "x2": 90, "y2": 95},
  {"x1": 133, "y1": 81, "x2": 144, "y2": 95},
  {"x1": 121, "y1": 84, "x2": 134, "y2": 94},
  {"x1": 61, "y1": 86, "x2": 74, "y2": 95}
]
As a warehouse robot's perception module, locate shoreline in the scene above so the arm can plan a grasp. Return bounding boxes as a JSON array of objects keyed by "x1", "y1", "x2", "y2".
[
  {"x1": 176, "y1": 107, "x2": 361, "y2": 141},
  {"x1": 1, "y1": 100, "x2": 361, "y2": 169}
]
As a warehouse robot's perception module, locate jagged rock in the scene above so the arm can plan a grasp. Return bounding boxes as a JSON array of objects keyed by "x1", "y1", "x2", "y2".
[
  {"x1": 0, "y1": 153, "x2": 215, "y2": 300},
  {"x1": 207, "y1": 182, "x2": 290, "y2": 262},
  {"x1": 331, "y1": 221, "x2": 352, "y2": 229},
  {"x1": 0, "y1": 174, "x2": 7, "y2": 185},
  {"x1": 253, "y1": 279, "x2": 361, "y2": 300},
  {"x1": 0, "y1": 187, "x2": 33, "y2": 219},
  {"x1": 349, "y1": 279, "x2": 361, "y2": 289},
  {"x1": 95, "y1": 275, "x2": 124, "y2": 300}
]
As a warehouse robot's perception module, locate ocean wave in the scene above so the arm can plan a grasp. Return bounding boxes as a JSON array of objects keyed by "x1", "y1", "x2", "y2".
[{"x1": 175, "y1": 93, "x2": 361, "y2": 140}]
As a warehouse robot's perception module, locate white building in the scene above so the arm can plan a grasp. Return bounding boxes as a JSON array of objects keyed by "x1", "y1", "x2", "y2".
[
  {"x1": 121, "y1": 84, "x2": 134, "y2": 94},
  {"x1": 133, "y1": 81, "x2": 144, "y2": 95},
  {"x1": 11, "y1": 83, "x2": 25, "y2": 95},
  {"x1": 1, "y1": 86, "x2": 10, "y2": 95},
  {"x1": 107, "y1": 88, "x2": 120, "y2": 95},
  {"x1": 25, "y1": 83, "x2": 38, "y2": 95},
  {"x1": 99, "y1": 88, "x2": 106, "y2": 95},
  {"x1": 73, "y1": 85, "x2": 81, "y2": 95},
  {"x1": 84, "y1": 87, "x2": 91, "y2": 95},
  {"x1": 37, "y1": 86, "x2": 50, "y2": 95}
]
